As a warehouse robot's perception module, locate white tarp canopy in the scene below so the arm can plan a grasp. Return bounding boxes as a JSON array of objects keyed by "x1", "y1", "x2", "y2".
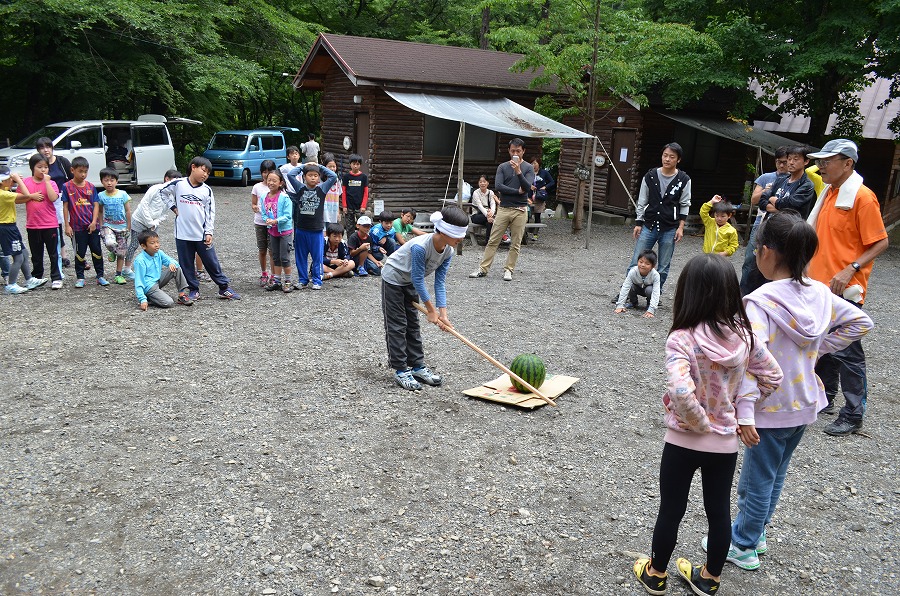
[{"x1": 385, "y1": 90, "x2": 594, "y2": 139}]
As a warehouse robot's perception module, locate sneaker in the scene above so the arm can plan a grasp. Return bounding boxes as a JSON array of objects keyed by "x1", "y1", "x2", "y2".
[
  {"x1": 501, "y1": 233, "x2": 511, "y2": 244},
  {"x1": 702, "y1": 535, "x2": 760, "y2": 570},
  {"x1": 311, "y1": 284, "x2": 322, "y2": 290},
  {"x1": 394, "y1": 369, "x2": 422, "y2": 391},
  {"x1": 819, "y1": 399, "x2": 836, "y2": 415},
  {"x1": 177, "y1": 292, "x2": 194, "y2": 306},
  {"x1": 188, "y1": 289, "x2": 200, "y2": 302},
  {"x1": 84, "y1": 261, "x2": 91, "y2": 270},
  {"x1": 356, "y1": 267, "x2": 368, "y2": 277},
  {"x1": 107, "y1": 251, "x2": 116, "y2": 262},
  {"x1": 62, "y1": 257, "x2": 71, "y2": 268},
  {"x1": 4, "y1": 284, "x2": 28, "y2": 295},
  {"x1": 297, "y1": 283, "x2": 309, "y2": 290},
  {"x1": 530, "y1": 233, "x2": 539, "y2": 241},
  {"x1": 633, "y1": 558, "x2": 667, "y2": 596},
  {"x1": 51, "y1": 280, "x2": 63, "y2": 290},
  {"x1": 74, "y1": 279, "x2": 85, "y2": 288},
  {"x1": 1, "y1": 276, "x2": 6, "y2": 286},
  {"x1": 824, "y1": 416, "x2": 862, "y2": 436},
  {"x1": 26, "y1": 277, "x2": 48, "y2": 290},
  {"x1": 265, "y1": 280, "x2": 282, "y2": 291},
  {"x1": 469, "y1": 269, "x2": 487, "y2": 278},
  {"x1": 503, "y1": 269, "x2": 513, "y2": 281},
  {"x1": 97, "y1": 277, "x2": 110, "y2": 286},
  {"x1": 756, "y1": 529, "x2": 768, "y2": 556},
  {"x1": 676, "y1": 558, "x2": 720, "y2": 596},
  {"x1": 218, "y1": 287, "x2": 241, "y2": 300},
  {"x1": 258, "y1": 273, "x2": 270, "y2": 287},
  {"x1": 114, "y1": 275, "x2": 126, "y2": 285},
  {"x1": 282, "y1": 283, "x2": 293, "y2": 293},
  {"x1": 122, "y1": 270, "x2": 135, "y2": 281},
  {"x1": 197, "y1": 270, "x2": 212, "y2": 283},
  {"x1": 411, "y1": 365, "x2": 442, "y2": 386}
]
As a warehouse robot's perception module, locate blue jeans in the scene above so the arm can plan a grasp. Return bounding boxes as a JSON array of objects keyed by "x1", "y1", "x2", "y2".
[
  {"x1": 815, "y1": 332, "x2": 867, "y2": 422},
  {"x1": 629, "y1": 226, "x2": 676, "y2": 288},
  {"x1": 732, "y1": 425, "x2": 807, "y2": 550}
]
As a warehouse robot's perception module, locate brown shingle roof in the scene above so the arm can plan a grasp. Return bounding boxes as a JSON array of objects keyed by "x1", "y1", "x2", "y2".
[{"x1": 294, "y1": 33, "x2": 546, "y2": 94}]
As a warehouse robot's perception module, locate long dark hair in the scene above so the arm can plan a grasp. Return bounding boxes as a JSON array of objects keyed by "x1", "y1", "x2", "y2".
[
  {"x1": 756, "y1": 209, "x2": 818, "y2": 285},
  {"x1": 670, "y1": 253, "x2": 754, "y2": 350}
]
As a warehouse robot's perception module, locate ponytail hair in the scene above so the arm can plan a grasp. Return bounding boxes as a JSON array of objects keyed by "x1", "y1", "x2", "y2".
[{"x1": 755, "y1": 209, "x2": 818, "y2": 285}]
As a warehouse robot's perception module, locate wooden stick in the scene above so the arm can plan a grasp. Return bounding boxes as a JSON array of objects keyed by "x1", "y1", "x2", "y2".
[{"x1": 412, "y1": 302, "x2": 556, "y2": 407}]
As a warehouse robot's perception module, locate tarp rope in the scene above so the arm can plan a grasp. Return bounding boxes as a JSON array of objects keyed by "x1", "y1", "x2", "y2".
[{"x1": 442, "y1": 131, "x2": 461, "y2": 203}]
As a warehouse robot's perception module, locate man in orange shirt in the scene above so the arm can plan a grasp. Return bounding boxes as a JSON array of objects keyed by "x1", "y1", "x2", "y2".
[{"x1": 806, "y1": 139, "x2": 889, "y2": 436}]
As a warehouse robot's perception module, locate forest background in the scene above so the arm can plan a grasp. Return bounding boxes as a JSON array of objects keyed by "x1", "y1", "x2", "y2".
[{"x1": 1, "y1": 0, "x2": 897, "y2": 169}]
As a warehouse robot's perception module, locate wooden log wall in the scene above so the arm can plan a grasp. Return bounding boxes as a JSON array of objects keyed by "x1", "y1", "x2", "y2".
[
  {"x1": 882, "y1": 143, "x2": 900, "y2": 227},
  {"x1": 317, "y1": 66, "x2": 543, "y2": 214}
]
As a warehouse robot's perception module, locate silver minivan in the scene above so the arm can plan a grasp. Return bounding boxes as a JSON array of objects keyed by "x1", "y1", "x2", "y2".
[{"x1": 0, "y1": 114, "x2": 200, "y2": 186}]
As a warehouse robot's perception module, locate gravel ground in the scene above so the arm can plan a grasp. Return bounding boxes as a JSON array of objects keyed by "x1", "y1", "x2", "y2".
[{"x1": 1, "y1": 184, "x2": 898, "y2": 595}]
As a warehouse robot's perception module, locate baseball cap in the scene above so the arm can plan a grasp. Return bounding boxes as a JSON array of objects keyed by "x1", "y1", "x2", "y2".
[
  {"x1": 356, "y1": 215, "x2": 373, "y2": 226},
  {"x1": 0, "y1": 166, "x2": 10, "y2": 183},
  {"x1": 807, "y1": 139, "x2": 858, "y2": 162}
]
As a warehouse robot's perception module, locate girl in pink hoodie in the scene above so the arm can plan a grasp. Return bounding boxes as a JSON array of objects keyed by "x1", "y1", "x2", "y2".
[
  {"x1": 725, "y1": 211, "x2": 873, "y2": 571},
  {"x1": 635, "y1": 254, "x2": 783, "y2": 596}
]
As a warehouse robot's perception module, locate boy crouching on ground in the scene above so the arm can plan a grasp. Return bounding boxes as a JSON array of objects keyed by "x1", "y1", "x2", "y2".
[
  {"x1": 614, "y1": 249, "x2": 661, "y2": 318},
  {"x1": 134, "y1": 229, "x2": 192, "y2": 310},
  {"x1": 381, "y1": 206, "x2": 468, "y2": 391}
]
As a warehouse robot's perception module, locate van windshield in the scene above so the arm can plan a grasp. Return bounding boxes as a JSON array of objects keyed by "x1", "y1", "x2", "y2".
[
  {"x1": 209, "y1": 134, "x2": 248, "y2": 151},
  {"x1": 13, "y1": 126, "x2": 69, "y2": 149}
]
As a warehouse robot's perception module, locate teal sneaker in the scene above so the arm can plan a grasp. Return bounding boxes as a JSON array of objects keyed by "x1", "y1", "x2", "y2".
[
  {"x1": 756, "y1": 528, "x2": 768, "y2": 555},
  {"x1": 702, "y1": 535, "x2": 761, "y2": 570},
  {"x1": 74, "y1": 279, "x2": 85, "y2": 288},
  {"x1": 97, "y1": 277, "x2": 110, "y2": 286}
]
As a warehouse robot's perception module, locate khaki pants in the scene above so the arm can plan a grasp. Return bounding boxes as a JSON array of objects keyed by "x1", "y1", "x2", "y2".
[{"x1": 478, "y1": 207, "x2": 527, "y2": 274}]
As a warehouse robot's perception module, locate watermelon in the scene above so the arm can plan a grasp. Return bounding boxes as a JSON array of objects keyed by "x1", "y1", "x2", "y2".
[{"x1": 509, "y1": 354, "x2": 546, "y2": 393}]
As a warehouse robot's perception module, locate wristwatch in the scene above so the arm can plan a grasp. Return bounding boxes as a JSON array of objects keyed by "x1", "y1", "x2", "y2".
[{"x1": 850, "y1": 261, "x2": 861, "y2": 272}]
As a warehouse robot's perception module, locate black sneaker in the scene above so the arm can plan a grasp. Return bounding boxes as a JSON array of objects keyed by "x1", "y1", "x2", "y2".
[
  {"x1": 820, "y1": 399, "x2": 836, "y2": 415},
  {"x1": 633, "y1": 558, "x2": 667, "y2": 595},
  {"x1": 824, "y1": 416, "x2": 862, "y2": 436},
  {"x1": 676, "y1": 558, "x2": 719, "y2": 596}
]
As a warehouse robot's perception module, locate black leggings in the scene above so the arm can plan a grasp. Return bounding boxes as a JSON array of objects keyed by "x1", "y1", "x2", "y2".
[{"x1": 650, "y1": 442, "x2": 737, "y2": 577}]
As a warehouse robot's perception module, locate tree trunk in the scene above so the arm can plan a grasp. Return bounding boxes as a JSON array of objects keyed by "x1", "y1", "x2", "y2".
[
  {"x1": 539, "y1": 0, "x2": 551, "y2": 45},
  {"x1": 480, "y1": 7, "x2": 490, "y2": 50}
]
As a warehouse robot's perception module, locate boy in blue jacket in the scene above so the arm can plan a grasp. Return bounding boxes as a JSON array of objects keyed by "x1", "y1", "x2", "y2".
[{"x1": 133, "y1": 229, "x2": 192, "y2": 310}]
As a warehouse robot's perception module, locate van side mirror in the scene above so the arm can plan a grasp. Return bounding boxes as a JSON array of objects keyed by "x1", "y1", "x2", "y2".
[
  {"x1": 70, "y1": 140, "x2": 82, "y2": 149},
  {"x1": 249, "y1": 144, "x2": 258, "y2": 152}
]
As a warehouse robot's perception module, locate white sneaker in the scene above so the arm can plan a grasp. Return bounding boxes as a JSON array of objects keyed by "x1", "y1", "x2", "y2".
[
  {"x1": 469, "y1": 269, "x2": 487, "y2": 278},
  {"x1": 5, "y1": 283, "x2": 28, "y2": 294},
  {"x1": 503, "y1": 269, "x2": 513, "y2": 281},
  {"x1": 26, "y1": 277, "x2": 48, "y2": 290},
  {"x1": 51, "y1": 280, "x2": 63, "y2": 290}
]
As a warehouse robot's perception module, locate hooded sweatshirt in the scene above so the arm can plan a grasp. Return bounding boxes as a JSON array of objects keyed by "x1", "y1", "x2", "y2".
[
  {"x1": 736, "y1": 278, "x2": 873, "y2": 428},
  {"x1": 663, "y1": 324, "x2": 783, "y2": 453}
]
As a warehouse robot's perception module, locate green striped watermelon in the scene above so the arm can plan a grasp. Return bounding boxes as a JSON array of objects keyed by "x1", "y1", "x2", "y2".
[{"x1": 509, "y1": 354, "x2": 546, "y2": 393}]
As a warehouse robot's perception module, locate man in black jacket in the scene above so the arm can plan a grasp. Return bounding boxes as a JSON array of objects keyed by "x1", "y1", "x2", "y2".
[{"x1": 740, "y1": 145, "x2": 816, "y2": 295}]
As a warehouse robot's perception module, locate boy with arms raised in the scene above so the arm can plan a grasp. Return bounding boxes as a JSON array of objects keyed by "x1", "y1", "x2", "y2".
[
  {"x1": 284, "y1": 161, "x2": 337, "y2": 290},
  {"x1": 133, "y1": 229, "x2": 192, "y2": 309},
  {"x1": 382, "y1": 207, "x2": 468, "y2": 391},
  {"x1": 161, "y1": 156, "x2": 241, "y2": 300},
  {"x1": 61, "y1": 157, "x2": 108, "y2": 287},
  {"x1": 699, "y1": 195, "x2": 739, "y2": 257}
]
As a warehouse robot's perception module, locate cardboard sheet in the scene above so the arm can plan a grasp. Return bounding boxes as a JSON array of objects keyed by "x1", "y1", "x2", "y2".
[{"x1": 462, "y1": 373, "x2": 579, "y2": 409}]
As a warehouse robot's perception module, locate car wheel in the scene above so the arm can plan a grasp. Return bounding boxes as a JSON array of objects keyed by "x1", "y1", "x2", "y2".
[{"x1": 240, "y1": 169, "x2": 250, "y2": 186}]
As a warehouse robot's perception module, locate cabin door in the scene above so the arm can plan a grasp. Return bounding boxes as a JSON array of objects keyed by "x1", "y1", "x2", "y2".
[
  {"x1": 607, "y1": 129, "x2": 636, "y2": 210},
  {"x1": 354, "y1": 112, "x2": 370, "y2": 174}
]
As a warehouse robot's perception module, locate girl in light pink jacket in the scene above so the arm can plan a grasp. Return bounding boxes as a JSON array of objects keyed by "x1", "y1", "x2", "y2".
[{"x1": 634, "y1": 253, "x2": 783, "y2": 596}]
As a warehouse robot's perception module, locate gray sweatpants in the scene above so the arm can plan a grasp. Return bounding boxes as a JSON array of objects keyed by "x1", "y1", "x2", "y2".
[{"x1": 146, "y1": 267, "x2": 189, "y2": 308}]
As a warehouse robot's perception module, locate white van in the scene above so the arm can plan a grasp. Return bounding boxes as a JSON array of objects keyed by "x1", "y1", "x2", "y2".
[{"x1": 0, "y1": 115, "x2": 200, "y2": 186}]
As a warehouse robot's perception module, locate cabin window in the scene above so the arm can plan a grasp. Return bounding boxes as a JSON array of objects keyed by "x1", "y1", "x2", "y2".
[
  {"x1": 673, "y1": 125, "x2": 719, "y2": 171},
  {"x1": 423, "y1": 115, "x2": 496, "y2": 161}
]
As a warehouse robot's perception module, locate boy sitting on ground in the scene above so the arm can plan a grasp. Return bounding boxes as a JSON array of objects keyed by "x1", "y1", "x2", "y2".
[
  {"x1": 369, "y1": 210, "x2": 398, "y2": 258},
  {"x1": 322, "y1": 223, "x2": 355, "y2": 279},
  {"x1": 614, "y1": 249, "x2": 661, "y2": 318},
  {"x1": 347, "y1": 215, "x2": 380, "y2": 276},
  {"x1": 700, "y1": 195, "x2": 739, "y2": 256},
  {"x1": 392, "y1": 207, "x2": 424, "y2": 245},
  {"x1": 133, "y1": 229, "x2": 192, "y2": 310}
]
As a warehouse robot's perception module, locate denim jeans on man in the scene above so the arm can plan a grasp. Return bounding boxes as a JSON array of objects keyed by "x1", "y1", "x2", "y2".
[
  {"x1": 731, "y1": 425, "x2": 806, "y2": 550},
  {"x1": 629, "y1": 226, "x2": 676, "y2": 288}
]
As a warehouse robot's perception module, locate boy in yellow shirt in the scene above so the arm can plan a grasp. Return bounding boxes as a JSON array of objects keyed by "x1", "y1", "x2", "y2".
[{"x1": 700, "y1": 195, "x2": 738, "y2": 256}]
